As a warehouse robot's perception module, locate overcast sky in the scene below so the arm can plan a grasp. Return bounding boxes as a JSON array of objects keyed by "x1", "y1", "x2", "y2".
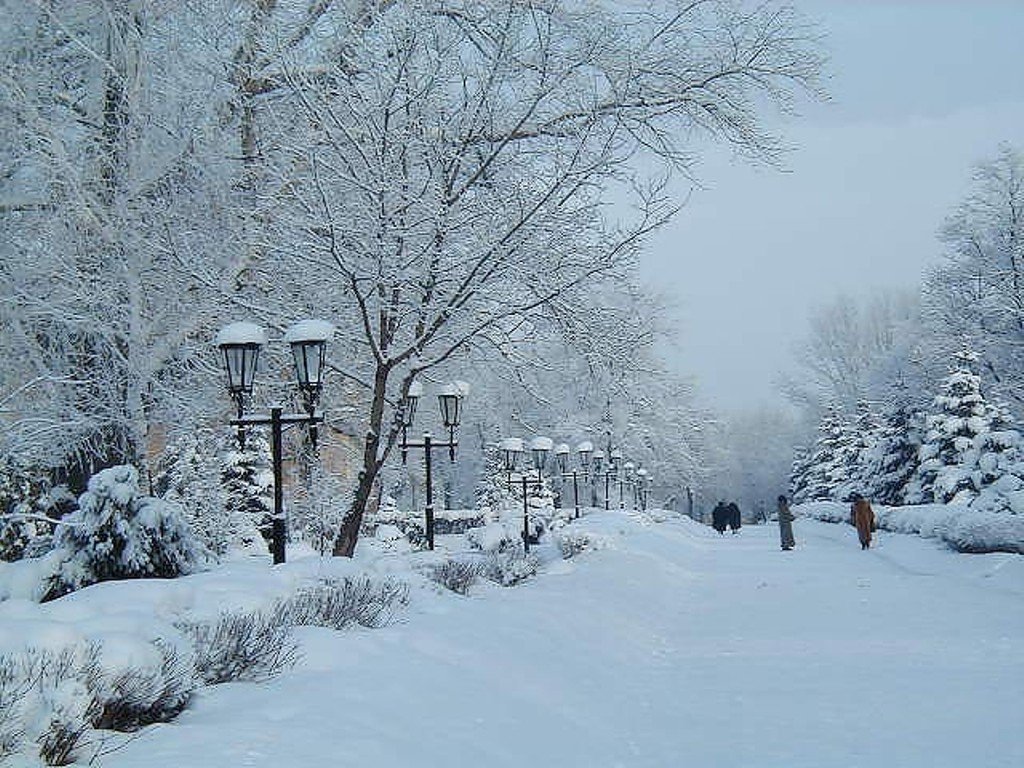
[{"x1": 637, "y1": 0, "x2": 1024, "y2": 412}]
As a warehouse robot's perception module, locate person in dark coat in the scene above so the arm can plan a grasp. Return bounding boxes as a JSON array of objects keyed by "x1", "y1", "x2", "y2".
[
  {"x1": 711, "y1": 501, "x2": 728, "y2": 534},
  {"x1": 776, "y1": 494, "x2": 795, "y2": 551},
  {"x1": 726, "y1": 501, "x2": 742, "y2": 533},
  {"x1": 850, "y1": 492, "x2": 875, "y2": 550}
]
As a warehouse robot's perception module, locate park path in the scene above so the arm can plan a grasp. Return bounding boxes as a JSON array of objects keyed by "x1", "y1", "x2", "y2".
[{"x1": 100, "y1": 512, "x2": 1024, "y2": 768}]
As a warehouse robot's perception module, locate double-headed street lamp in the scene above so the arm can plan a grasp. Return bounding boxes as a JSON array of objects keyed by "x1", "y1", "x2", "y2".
[
  {"x1": 216, "y1": 320, "x2": 333, "y2": 565},
  {"x1": 500, "y1": 435, "x2": 552, "y2": 553},
  {"x1": 400, "y1": 381, "x2": 466, "y2": 550},
  {"x1": 555, "y1": 441, "x2": 593, "y2": 520}
]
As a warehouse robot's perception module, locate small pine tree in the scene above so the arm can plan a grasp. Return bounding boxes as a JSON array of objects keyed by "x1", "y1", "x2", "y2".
[
  {"x1": 221, "y1": 430, "x2": 275, "y2": 554},
  {"x1": 46, "y1": 465, "x2": 207, "y2": 600},
  {"x1": 789, "y1": 446, "x2": 812, "y2": 503},
  {"x1": 154, "y1": 429, "x2": 234, "y2": 555},
  {"x1": 802, "y1": 406, "x2": 846, "y2": 501}
]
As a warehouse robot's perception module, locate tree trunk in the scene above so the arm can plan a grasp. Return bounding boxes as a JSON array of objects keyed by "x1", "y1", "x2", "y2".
[{"x1": 332, "y1": 363, "x2": 391, "y2": 557}]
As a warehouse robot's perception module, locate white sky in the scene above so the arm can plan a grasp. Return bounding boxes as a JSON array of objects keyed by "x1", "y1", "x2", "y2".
[{"x1": 637, "y1": 0, "x2": 1024, "y2": 412}]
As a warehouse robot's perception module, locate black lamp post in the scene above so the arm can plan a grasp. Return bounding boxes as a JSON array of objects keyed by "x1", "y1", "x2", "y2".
[
  {"x1": 401, "y1": 381, "x2": 466, "y2": 550},
  {"x1": 520, "y1": 435, "x2": 552, "y2": 552},
  {"x1": 554, "y1": 440, "x2": 591, "y2": 520},
  {"x1": 216, "y1": 320, "x2": 332, "y2": 565}
]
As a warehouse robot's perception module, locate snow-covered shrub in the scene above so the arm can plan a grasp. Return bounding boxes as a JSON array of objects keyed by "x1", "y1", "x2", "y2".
[
  {"x1": 44, "y1": 465, "x2": 207, "y2": 600},
  {"x1": 481, "y1": 549, "x2": 539, "y2": 586},
  {"x1": 179, "y1": 611, "x2": 298, "y2": 685},
  {"x1": 463, "y1": 521, "x2": 539, "y2": 585},
  {"x1": 0, "y1": 638, "x2": 198, "y2": 765},
  {"x1": 466, "y1": 521, "x2": 522, "y2": 553},
  {"x1": 279, "y1": 576, "x2": 410, "y2": 630},
  {"x1": 87, "y1": 639, "x2": 194, "y2": 731},
  {"x1": 943, "y1": 512, "x2": 1024, "y2": 554},
  {"x1": 428, "y1": 559, "x2": 482, "y2": 595},
  {"x1": 290, "y1": 466, "x2": 348, "y2": 556},
  {"x1": 552, "y1": 529, "x2": 608, "y2": 560}
]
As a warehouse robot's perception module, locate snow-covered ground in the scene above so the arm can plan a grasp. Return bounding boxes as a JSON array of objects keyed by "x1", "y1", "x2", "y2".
[{"x1": 5, "y1": 511, "x2": 1023, "y2": 767}]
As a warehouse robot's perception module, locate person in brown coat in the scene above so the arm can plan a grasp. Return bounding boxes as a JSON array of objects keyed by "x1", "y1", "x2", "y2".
[{"x1": 850, "y1": 493, "x2": 875, "y2": 550}]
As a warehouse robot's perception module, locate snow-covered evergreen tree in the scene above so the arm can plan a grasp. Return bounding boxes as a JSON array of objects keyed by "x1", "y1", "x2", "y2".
[
  {"x1": 0, "y1": 456, "x2": 72, "y2": 561},
  {"x1": 155, "y1": 429, "x2": 264, "y2": 556},
  {"x1": 906, "y1": 353, "x2": 1019, "y2": 504},
  {"x1": 834, "y1": 401, "x2": 878, "y2": 501},
  {"x1": 221, "y1": 431, "x2": 275, "y2": 554},
  {"x1": 862, "y1": 403, "x2": 923, "y2": 505},
  {"x1": 969, "y1": 400, "x2": 1024, "y2": 513},
  {"x1": 802, "y1": 406, "x2": 846, "y2": 501},
  {"x1": 46, "y1": 465, "x2": 206, "y2": 600},
  {"x1": 789, "y1": 446, "x2": 812, "y2": 503}
]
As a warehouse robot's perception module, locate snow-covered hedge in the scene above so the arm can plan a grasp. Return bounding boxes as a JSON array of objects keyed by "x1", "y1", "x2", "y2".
[{"x1": 795, "y1": 501, "x2": 1024, "y2": 554}]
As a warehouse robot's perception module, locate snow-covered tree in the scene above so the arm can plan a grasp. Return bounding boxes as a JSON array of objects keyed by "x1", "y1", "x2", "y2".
[
  {"x1": 780, "y1": 290, "x2": 921, "y2": 418},
  {"x1": 0, "y1": 455, "x2": 66, "y2": 561},
  {"x1": 861, "y1": 402, "x2": 924, "y2": 506},
  {"x1": 221, "y1": 432, "x2": 275, "y2": 555},
  {"x1": 832, "y1": 401, "x2": 877, "y2": 501},
  {"x1": 922, "y1": 145, "x2": 1024, "y2": 418},
  {"x1": 906, "y1": 354, "x2": 1012, "y2": 504},
  {"x1": 789, "y1": 446, "x2": 813, "y2": 504},
  {"x1": 45, "y1": 465, "x2": 206, "y2": 600},
  {"x1": 274, "y1": 0, "x2": 823, "y2": 555},
  {"x1": 802, "y1": 406, "x2": 847, "y2": 501}
]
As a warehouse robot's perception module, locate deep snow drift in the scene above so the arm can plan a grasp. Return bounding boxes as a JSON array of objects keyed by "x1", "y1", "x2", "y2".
[{"x1": 3, "y1": 510, "x2": 1022, "y2": 767}]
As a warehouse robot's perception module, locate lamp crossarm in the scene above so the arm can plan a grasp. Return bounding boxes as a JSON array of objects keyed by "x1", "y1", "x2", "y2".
[
  {"x1": 403, "y1": 438, "x2": 458, "y2": 450},
  {"x1": 231, "y1": 412, "x2": 325, "y2": 427}
]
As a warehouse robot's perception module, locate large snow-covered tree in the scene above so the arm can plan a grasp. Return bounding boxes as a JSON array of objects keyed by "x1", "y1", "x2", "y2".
[
  {"x1": 922, "y1": 145, "x2": 1024, "y2": 418},
  {"x1": 269, "y1": 0, "x2": 824, "y2": 555}
]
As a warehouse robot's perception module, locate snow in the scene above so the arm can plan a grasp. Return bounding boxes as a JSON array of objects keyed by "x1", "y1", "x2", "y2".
[
  {"x1": 528, "y1": 436, "x2": 554, "y2": 452},
  {"x1": 214, "y1": 322, "x2": 267, "y2": 346},
  {"x1": 3, "y1": 510, "x2": 1023, "y2": 766},
  {"x1": 282, "y1": 319, "x2": 335, "y2": 343},
  {"x1": 497, "y1": 437, "x2": 524, "y2": 453}
]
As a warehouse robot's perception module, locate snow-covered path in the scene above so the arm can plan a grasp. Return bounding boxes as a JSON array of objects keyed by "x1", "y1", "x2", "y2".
[{"x1": 100, "y1": 513, "x2": 1023, "y2": 768}]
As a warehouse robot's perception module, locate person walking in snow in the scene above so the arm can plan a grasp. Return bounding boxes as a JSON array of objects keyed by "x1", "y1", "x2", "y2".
[
  {"x1": 712, "y1": 501, "x2": 728, "y2": 534},
  {"x1": 726, "y1": 501, "x2": 742, "y2": 534},
  {"x1": 777, "y1": 494, "x2": 795, "y2": 551},
  {"x1": 850, "y1": 493, "x2": 875, "y2": 550}
]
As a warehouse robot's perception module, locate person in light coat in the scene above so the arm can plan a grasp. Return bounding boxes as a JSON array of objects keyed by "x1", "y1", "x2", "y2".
[
  {"x1": 850, "y1": 493, "x2": 875, "y2": 550},
  {"x1": 776, "y1": 494, "x2": 795, "y2": 551}
]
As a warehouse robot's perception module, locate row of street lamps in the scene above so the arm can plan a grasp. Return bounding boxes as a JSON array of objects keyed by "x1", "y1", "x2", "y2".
[
  {"x1": 214, "y1": 320, "x2": 650, "y2": 562},
  {"x1": 499, "y1": 436, "x2": 652, "y2": 551}
]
